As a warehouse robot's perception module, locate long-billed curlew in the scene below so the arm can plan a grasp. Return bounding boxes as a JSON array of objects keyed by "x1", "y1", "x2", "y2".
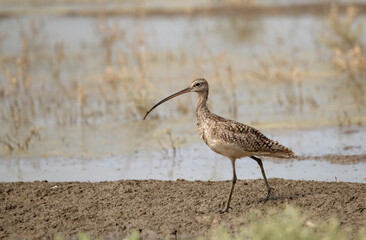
[{"x1": 143, "y1": 78, "x2": 295, "y2": 213}]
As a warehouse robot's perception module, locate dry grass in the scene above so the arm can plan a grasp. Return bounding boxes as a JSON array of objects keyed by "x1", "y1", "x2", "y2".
[
  {"x1": 0, "y1": 16, "x2": 162, "y2": 154},
  {"x1": 0, "y1": 16, "x2": 161, "y2": 136},
  {"x1": 156, "y1": 128, "x2": 186, "y2": 158},
  {"x1": 323, "y1": 5, "x2": 365, "y2": 83},
  {"x1": 116, "y1": 50, "x2": 157, "y2": 119},
  {"x1": 1, "y1": 3, "x2": 366, "y2": 155},
  {"x1": 93, "y1": 17, "x2": 158, "y2": 120},
  {"x1": 0, "y1": 126, "x2": 40, "y2": 152},
  {"x1": 332, "y1": 46, "x2": 366, "y2": 84},
  {"x1": 0, "y1": 101, "x2": 40, "y2": 151},
  {"x1": 96, "y1": 18, "x2": 125, "y2": 68},
  {"x1": 0, "y1": 22, "x2": 42, "y2": 151},
  {"x1": 322, "y1": 5, "x2": 366, "y2": 115},
  {"x1": 195, "y1": 31, "x2": 239, "y2": 118},
  {"x1": 249, "y1": 50, "x2": 310, "y2": 113},
  {"x1": 322, "y1": 5, "x2": 363, "y2": 52}
]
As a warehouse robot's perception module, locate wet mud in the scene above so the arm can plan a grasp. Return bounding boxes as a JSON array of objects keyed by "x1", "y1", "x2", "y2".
[
  {"x1": 1, "y1": 179, "x2": 365, "y2": 239},
  {"x1": 298, "y1": 154, "x2": 366, "y2": 164}
]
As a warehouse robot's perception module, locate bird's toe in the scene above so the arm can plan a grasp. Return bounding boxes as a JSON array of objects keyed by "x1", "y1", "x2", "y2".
[{"x1": 218, "y1": 206, "x2": 232, "y2": 214}]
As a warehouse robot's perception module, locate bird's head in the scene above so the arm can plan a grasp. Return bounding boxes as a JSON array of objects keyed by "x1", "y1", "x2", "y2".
[
  {"x1": 143, "y1": 78, "x2": 208, "y2": 120},
  {"x1": 189, "y1": 78, "x2": 209, "y2": 93}
]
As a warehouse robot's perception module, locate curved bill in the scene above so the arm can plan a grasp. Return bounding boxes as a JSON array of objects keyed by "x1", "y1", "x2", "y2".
[{"x1": 143, "y1": 87, "x2": 191, "y2": 120}]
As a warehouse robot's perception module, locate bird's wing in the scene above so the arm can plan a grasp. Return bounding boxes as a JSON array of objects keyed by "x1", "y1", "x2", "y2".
[{"x1": 219, "y1": 120, "x2": 295, "y2": 158}]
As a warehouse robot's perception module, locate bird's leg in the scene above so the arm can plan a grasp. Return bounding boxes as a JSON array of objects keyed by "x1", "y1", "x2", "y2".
[
  {"x1": 220, "y1": 158, "x2": 237, "y2": 214},
  {"x1": 251, "y1": 156, "x2": 273, "y2": 202}
]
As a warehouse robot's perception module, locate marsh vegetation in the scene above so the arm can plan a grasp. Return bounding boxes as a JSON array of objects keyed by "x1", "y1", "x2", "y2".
[{"x1": 1, "y1": 3, "x2": 365, "y2": 155}]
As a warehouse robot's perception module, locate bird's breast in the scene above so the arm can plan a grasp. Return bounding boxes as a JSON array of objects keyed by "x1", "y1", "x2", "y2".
[
  {"x1": 196, "y1": 120, "x2": 253, "y2": 159},
  {"x1": 197, "y1": 122, "x2": 208, "y2": 144},
  {"x1": 196, "y1": 122, "x2": 224, "y2": 153}
]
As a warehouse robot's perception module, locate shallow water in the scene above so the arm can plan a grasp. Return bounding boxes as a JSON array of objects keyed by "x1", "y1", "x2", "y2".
[
  {"x1": 0, "y1": 14, "x2": 342, "y2": 58},
  {"x1": 1, "y1": 126, "x2": 365, "y2": 183},
  {"x1": 2, "y1": 153, "x2": 365, "y2": 183},
  {"x1": 1, "y1": 8, "x2": 366, "y2": 183}
]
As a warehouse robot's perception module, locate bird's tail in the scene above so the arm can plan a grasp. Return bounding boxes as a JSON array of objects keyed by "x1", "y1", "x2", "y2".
[{"x1": 271, "y1": 142, "x2": 296, "y2": 159}]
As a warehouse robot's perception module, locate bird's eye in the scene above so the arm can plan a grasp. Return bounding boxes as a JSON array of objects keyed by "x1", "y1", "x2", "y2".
[{"x1": 195, "y1": 83, "x2": 201, "y2": 87}]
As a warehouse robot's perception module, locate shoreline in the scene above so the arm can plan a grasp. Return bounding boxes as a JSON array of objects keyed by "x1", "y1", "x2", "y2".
[{"x1": 1, "y1": 3, "x2": 366, "y2": 19}]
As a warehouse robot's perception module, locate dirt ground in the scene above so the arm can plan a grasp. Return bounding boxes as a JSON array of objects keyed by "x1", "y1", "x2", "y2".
[{"x1": 0, "y1": 178, "x2": 365, "y2": 239}]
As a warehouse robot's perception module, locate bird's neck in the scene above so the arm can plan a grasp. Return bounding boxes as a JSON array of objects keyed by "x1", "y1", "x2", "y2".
[{"x1": 195, "y1": 91, "x2": 210, "y2": 120}]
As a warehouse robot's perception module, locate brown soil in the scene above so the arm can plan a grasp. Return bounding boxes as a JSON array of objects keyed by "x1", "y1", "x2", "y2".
[{"x1": 1, "y1": 179, "x2": 365, "y2": 239}]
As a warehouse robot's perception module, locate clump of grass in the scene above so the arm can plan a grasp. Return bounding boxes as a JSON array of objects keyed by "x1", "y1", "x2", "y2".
[
  {"x1": 322, "y1": 5, "x2": 365, "y2": 84},
  {"x1": 200, "y1": 205, "x2": 366, "y2": 240},
  {"x1": 95, "y1": 18, "x2": 158, "y2": 120},
  {"x1": 195, "y1": 31, "x2": 238, "y2": 118},
  {"x1": 1, "y1": 14, "x2": 160, "y2": 135},
  {"x1": 53, "y1": 207, "x2": 365, "y2": 240},
  {"x1": 96, "y1": 18, "x2": 125, "y2": 68},
  {"x1": 336, "y1": 110, "x2": 352, "y2": 128},
  {"x1": 249, "y1": 52, "x2": 307, "y2": 112},
  {"x1": 322, "y1": 5, "x2": 363, "y2": 52},
  {"x1": 157, "y1": 128, "x2": 186, "y2": 158},
  {"x1": 0, "y1": 120, "x2": 40, "y2": 152},
  {"x1": 214, "y1": 63, "x2": 238, "y2": 118},
  {"x1": 0, "y1": 54, "x2": 40, "y2": 152},
  {"x1": 62, "y1": 16, "x2": 155, "y2": 123},
  {"x1": 77, "y1": 83, "x2": 88, "y2": 124},
  {"x1": 52, "y1": 42, "x2": 70, "y2": 97},
  {"x1": 322, "y1": 5, "x2": 365, "y2": 81},
  {"x1": 117, "y1": 49, "x2": 156, "y2": 119},
  {"x1": 332, "y1": 45, "x2": 366, "y2": 83},
  {"x1": 322, "y1": 5, "x2": 365, "y2": 110}
]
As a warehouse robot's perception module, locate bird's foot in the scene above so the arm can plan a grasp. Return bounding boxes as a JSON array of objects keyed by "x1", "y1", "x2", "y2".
[
  {"x1": 219, "y1": 206, "x2": 232, "y2": 214},
  {"x1": 258, "y1": 187, "x2": 275, "y2": 203}
]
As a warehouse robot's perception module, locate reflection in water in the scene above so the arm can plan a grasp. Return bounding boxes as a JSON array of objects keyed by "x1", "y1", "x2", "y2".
[{"x1": 1, "y1": 148, "x2": 365, "y2": 183}]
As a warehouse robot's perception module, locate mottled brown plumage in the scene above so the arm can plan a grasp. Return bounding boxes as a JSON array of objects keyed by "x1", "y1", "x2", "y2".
[{"x1": 144, "y1": 78, "x2": 295, "y2": 213}]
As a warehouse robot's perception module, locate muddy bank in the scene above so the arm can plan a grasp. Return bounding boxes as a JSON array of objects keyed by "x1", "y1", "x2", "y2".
[
  {"x1": 1, "y1": 3, "x2": 366, "y2": 18},
  {"x1": 298, "y1": 154, "x2": 366, "y2": 164},
  {"x1": 1, "y1": 179, "x2": 365, "y2": 239}
]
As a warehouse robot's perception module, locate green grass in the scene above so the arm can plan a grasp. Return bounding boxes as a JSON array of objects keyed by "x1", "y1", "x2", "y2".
[
  {"x1": 201, "y1": 206, "x2": 366, "y2": 240},
  {"x1": 54, "y1": 206, "x2": 366, "y2": 240}
]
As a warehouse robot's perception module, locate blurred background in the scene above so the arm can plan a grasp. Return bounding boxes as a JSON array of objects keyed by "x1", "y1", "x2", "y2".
[{"x1": 0, "y1": 0, "x2": 365, "y2": 182}]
